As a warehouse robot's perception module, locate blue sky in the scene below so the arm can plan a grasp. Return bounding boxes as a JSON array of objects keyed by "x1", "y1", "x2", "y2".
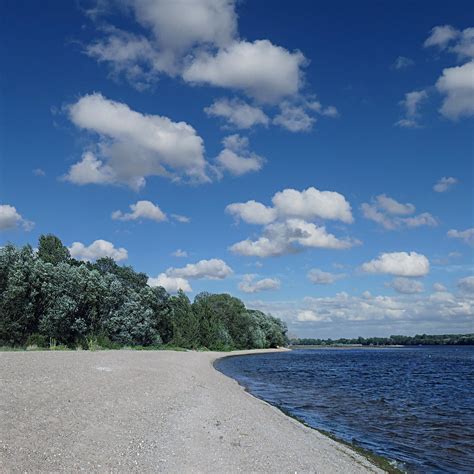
[{"x1": 1, "y1": 0, "x2": 473, "y2": 338}]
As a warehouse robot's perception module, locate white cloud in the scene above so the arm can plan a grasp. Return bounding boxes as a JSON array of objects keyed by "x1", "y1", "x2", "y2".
[
  {"x1": 238, "y1": 274, "x2": 280, "y2": 293},
  {"x1": 216, "y1": 134, "x2": 264, "y2": 176},
  {"x1": 272, "y1": 187, "x2": 354, "y2": 223},
  {"x1": 226, "y1": 200, "x2": 277, "y2": 225},
  {"x1": 361, "y1": 252, "x2": 430, "y2": 277},
  {"x1": 375, "y1": 194, "x2": 415, "y2": 215},
  {"x1": 148, "y1": 273, "x2": 192, "y2": 293},
  {"x1": 204, "y1": 97, "x2": 269, "y2": 129},
  {"x1": 171, "y1": 249, "x2": 188, "y2": 258},
  {"x1": 306, "y1": 100, "x2": 339, "y2": 117},
  {"x1": 85, "y1": 28, "x2": 160, "y2": 89},
  {"x1": 436, "y1": 61, "x2": 474, "y2": 120},
  {"x1": 297, "y1": 310, "x2": 332, "y2": 322},
  {"x1": 361, "y1": 194, "x2": 437, "y2": 230},
  {"x1": 183, "y1": 39, "x2": 306, "y2": 103},
  {"x1": 433, "y1": 283, "x2": 447, "y2": 292},
  {"x1": 458, "y1": 276, "x2": 474, "y2": 293},
  {"x1": 250, "y1": 288, "x2": 474, "y2": 336},
  {"x1": 33, "y1": 168, "x2": 46, "y2": 177},
  {"x1": 402, "y1": 213, "x2": 438, "y2": 228},
  {"x1": 227, "y1": 186, "x2": 353, "y2": 225},
  {"x1": 392, "y1": 56, "x2": 414, "y2": 70},
  {"x1": 166, "y1": 258, "x2": 233, "y2": 280},
  {"x1": 0, "y1": 204, "x2": 34, "y2": 232},
  {"x1": 230, "y1": 219, "x2": 358, "y2": 257},
  {"x1": 433, "y1": 176, "x2": 458, "y2": 192},
  {"x1": 171, "y1": 214, "x2": 190, "y2": 223},
  {"x1": 86, "y1": 0, "x2": 237, "y2": 82},
  {"x1": 64, "y1": 93, "x2": 209, "y2": 189},
  {"x1": 228, "y1": 187, "x2": 357, "y2": 258},
  {"x1": 388, "y1": 277, "x2": 424, "y2": 294},
  {"x1": 424, "y1": 25, "x2": 460, "y2": 50},
  {"x1": 273, "y1": 103, "x2": 315, "y2": 132},
  {"x1": 68, "y1": 239, "x2": 128, "y2": 262},
  {"x1": 63, "y1": 151, "x2": 117, "y2": 186},
  {"x1": 395, "y1": 90, "x2": 428, "y2": 128},
  {"x1": 112, "y1": 200, "x2": 167, "y2": 222},
  {"x1": 307, "y1": 268, "x2": 345, "y2": 285},
  {"x1": 451, "y1": 28, "x2": 474, "y2": 59},
  {"x1": 447, "y1": 228, "x2": 474, "y2": 246},
  {"x1": 424, "y1": 25, "x2": 474, "y2": 59}
]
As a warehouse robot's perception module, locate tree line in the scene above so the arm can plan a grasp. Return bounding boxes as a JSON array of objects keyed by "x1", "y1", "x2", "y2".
[
  {"x1": 0, "y1": 234, "x2": 288, "y2": 350},
  {"x1": 291, "y1": 333, "x2": 474, "y2": 346}
]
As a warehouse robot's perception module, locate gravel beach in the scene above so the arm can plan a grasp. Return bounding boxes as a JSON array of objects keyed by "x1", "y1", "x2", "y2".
[{"x1": 0, "y1": 349, "x2": 382, "y2": 473}]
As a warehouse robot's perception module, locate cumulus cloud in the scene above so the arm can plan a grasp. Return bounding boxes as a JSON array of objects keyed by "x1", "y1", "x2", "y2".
[
  {"x1": 273, "y1": 103, "x2": 315, "y2": 132},
  {"x1": 272, "y1": 187, "x2": 353, "y2": 223},
  {"x1": 392, "y1": 56, "x2": 414, "y2": 70},
  {"x1": 171, "y1": 214, "x2": 190, "y2": 223},
  {"x1": 388, "y1": 277, "x2": 424, "y2": 294},
  {"x1": 458, "y1": 276, "x2": 474, "y2": 293},
  {"x1": 148, "y1": 273, "x2": 192, "y2": 293},
  {"x1": 447, "y1": 228, "x2": 474, "y2": 246},
  {"x1": 226, "y1": 200, "x2": 277, "y2": 225},
  {"x1": 85, "y1": 0, "x2": 237, "y2": 81},
  {"x1": 166, "y1": 258, "x2": 233, "y2": 280},
  {"x1": 361, "y1": 252, "x2": 430, "y2": 277},
  {"x1": 424, "y1": 25, "x2": 474, "y2": 60},
  {"x1": 238, "y1": 274, "x2": 280, "y2": 293},
  {"x1": 68, "y1": 239, "x2": 128, "y2": 262},
  {"x1": 433, "y1": 176, "x2": 458, "y2": 192},
  {"x1": 63, "y1": 93, "x2": 209, "y2": 189},
  {"x1": 395, "y1": 90, "x2": 428, "y2": 128},
  {"x1": 297, "y1": 310, "x2": 332, "y2": 322},
  {"x1": 227, "y1": 186, "x2": 353, "y2": 225},
  {"x1": 228, "y1": 187, "x2": 357, "y2": 258},
  {"x1": 435, "y1": 61, "x2": 474, "y2": 120},
  {"x1": 230, "y1": 219, "x2": 358, "y2": 257},
  {"x1": 33, "y1": 168, "x2": 46, "y2": 177},
  {"x1": 0, "y1": 204, "x2": 34, "y2": 232},
  {"x1": 307, "y1": 268, "x2": 345, "y2": 285},
  {"x1": 248, "y1": 287, "x2": 474, "y2": 337},
  {"x1": 421, "y1": 25, "x2": 474, "y2": 120},
  {"x1": 183, "y1": 39, "x2": 306, "y2": 103},
  {"x1": 361, "y1": 194, "x2": 437, "y2": 230},
  {"x1": 216, "y1": 134, "x2": 264, "y2": 176},
  {"x1": 171, "y1": 249, "x2": 188, "y2": 258},
  {"x1": 112, "y1": 200, "x2": 167, "y2": 222},
  {"x1": 424, "y1": 25, "x2": 460, "y2": 50},
  {"x1": 204, "y1": 97, "x2": 269, "y2": 129},
  {"x1": 433, "y1": 283, "x2": 447, "y2": 292}
]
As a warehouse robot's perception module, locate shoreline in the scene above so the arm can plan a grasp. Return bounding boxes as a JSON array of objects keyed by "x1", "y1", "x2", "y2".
[
  {"x1": 1, "y1": 349, "x2": 384, "y2": 473},
  {"x1": 213, "y1": 349, "x2": 400, "y2": 473}
]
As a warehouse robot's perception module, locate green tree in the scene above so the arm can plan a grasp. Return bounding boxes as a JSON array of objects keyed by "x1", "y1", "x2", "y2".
[{"x1": 37, "y1": 234, "x2": 70, "y2": 265}]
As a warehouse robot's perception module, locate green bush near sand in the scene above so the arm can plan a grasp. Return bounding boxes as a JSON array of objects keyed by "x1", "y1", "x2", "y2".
[{"x1": 0, "y1": 234, "x2": 288, "y2": 351}]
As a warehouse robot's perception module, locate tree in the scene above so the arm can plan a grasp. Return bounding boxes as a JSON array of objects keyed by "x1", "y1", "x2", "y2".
[{"x1": 37, "y1": 234, "x2": 70, "y2": 265}]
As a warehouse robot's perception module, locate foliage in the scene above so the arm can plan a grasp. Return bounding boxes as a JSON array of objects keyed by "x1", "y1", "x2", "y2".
[
  {"x1": 291, "y1": 333, "x2": 474, "y2": 346},
  {"x1": 0, "y1": 235, "x2": 288, "y2": 350}
]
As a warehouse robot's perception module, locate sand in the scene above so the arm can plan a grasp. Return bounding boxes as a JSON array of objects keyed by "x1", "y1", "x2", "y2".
[{"x1": 0, "y1": 349, "x2": 383, "y2": 473}]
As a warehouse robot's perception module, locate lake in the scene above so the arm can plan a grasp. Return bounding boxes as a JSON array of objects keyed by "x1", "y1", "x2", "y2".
[{"x1": 216, "y1": 346, "x2": 474, "y2": 473}]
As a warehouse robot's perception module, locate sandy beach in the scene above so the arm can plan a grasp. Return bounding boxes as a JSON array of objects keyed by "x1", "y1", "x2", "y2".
[{"x1": 0, "y1": 349, "x2": 382, "y2": 473}]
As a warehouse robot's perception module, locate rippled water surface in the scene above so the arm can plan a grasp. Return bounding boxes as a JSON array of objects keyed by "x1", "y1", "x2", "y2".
[{"x1": 216, "y1": 347, "x2": 474, "y2": 472}]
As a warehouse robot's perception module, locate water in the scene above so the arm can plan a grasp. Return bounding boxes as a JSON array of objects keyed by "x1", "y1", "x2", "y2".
[{"x1": 216, "y1": 346, "x2": 474, "y2": 473}]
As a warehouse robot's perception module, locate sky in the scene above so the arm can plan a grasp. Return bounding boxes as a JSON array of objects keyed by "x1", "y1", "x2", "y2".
[{"x1": 1, "y1": 0, "x2": 473, "y2": 338}]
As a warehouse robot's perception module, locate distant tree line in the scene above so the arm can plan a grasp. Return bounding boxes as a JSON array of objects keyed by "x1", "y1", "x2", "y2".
[
  {"x1": 291, "y1": 334, "x2": 474, "y2": 346},
  {"x1": 0, "y1": 235, "x2": 288, "y2": 350}
]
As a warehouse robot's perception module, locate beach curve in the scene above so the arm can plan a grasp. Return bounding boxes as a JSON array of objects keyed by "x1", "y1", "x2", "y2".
[{"x1": 0, "y1": 349, "x2": 383, "y2": 473}]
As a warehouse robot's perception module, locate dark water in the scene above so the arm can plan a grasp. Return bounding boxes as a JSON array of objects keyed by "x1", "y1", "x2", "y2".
[{"x1": 216, "y1": 347, "x2": 474, "y2": 473}]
